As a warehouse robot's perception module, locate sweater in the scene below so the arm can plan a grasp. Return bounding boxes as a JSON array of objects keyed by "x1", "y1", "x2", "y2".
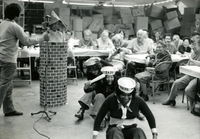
[
  {"x1": 0, "y1": 20, "x2": 44, "y2": 63},
  {"x1": 93, "y1": 94, "x2": 156, "y2": 131}
]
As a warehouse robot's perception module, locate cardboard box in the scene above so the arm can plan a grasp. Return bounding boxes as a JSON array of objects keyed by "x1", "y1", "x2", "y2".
[
  {"x1": 120, "y1": 8, "x2": 132, "y2": 16},
  {"x1": 184, "y1": 7, "x2": 195, "y2": 15},
  {"x1": 131, "y1": 7, "x2": 145, "y2": 16},
  {"x1": 134, "y1": 17, "x2": 148, "y2": 32},
  {"x1": 121, "y1": 16, "x2": 134, "y2": 24},
  {"x1": 196, "y1": 14, "x2": 200, "y2": 19},
  {"x1": 164, "y1": 18, "x2": 181, "y2": 31},
  {"x1": 89, "y1": 19, "x2": 101, "y2": 33},
  {"x1": 145, "y1": 4, "x2": 164, "y2": 19},
  {"x1": 181, "y1": 22, "x2": 195, "y2": 29},
  {"x1": 74, "y1": 31, "x2": 83, "y2": 40},
  {"x1": 163, "y1": 11, "x2": 178, "y2": 21},
  {"x1": 155, "y1": 27, "x2": 165, "y2": 36},
  {"x1": 82, "y1": 16, "x2": 93, "y2": 30},
  {"x1": 150, "y1": 19, "x2": 163, "y2": 31},
  {"x1": 105, "y1": 24, "x2": 116, "y2": 33},
  {"x1": 182, "y1": 14, "x2": 196, "y2": 22},
  {"x1": 59, "y1": 7, "x2": 70, "y2": 17},
  {"x1": 104, "y1": 15, "x2": 119, "y2": 24},
  {"x1": 163, "y1": 4, "x2": 178, "y2": 13},
  {"x1": 180, "y1": 28, "x2": 191, "y2": 37},
  {"x1": 73, "y1": 18, "x2": 83, "y2": 31},
  {"x1": 92, "y1": 14, "x2": 104, "y2": 28}
]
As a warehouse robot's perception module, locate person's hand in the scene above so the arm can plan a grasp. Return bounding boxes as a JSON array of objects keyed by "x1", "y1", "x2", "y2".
[
  {"x1": 84, "y1": 81, "x2": 92, "y2": 89},
  {"x1": 43, "y1": 32, "x2": 49, "y2": 42}
]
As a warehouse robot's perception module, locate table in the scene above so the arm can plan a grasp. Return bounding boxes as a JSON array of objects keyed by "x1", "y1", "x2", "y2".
[
  {"x1": 28, "y1": 47, "x2": 110, "y2": 57},
  {"x1": 125, "y1": 54, "x2": 189, "y2": 63},
  {"x1": 179, "y1": 66, "x2": 200, "y2": 78}
]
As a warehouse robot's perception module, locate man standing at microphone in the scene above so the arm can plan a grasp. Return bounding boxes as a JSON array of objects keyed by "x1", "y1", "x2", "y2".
[{"x1": 0, "y1": 3, "x2": 49, "y2": 117}]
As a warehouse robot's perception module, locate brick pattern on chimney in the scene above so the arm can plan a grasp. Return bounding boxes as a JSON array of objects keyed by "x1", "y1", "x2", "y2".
[{"x1": 39, "y1": 42, "x2": 68, "y2": 107}]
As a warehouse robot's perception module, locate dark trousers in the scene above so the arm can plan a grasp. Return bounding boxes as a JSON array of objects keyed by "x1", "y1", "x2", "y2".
[
  {"x1": 126, "y1": 61, "x2": 146, "y2": 79},
  {"x1": 106, "y1": 126, "x2": 147, "y2": 139}
]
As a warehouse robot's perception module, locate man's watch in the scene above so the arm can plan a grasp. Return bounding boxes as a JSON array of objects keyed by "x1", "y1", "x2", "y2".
[{"x1": 152, "y1": 132, "x2": 158, "y2": 136}]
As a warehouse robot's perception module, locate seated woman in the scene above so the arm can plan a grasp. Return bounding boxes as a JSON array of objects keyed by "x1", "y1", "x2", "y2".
[
  {"x1": 178, "y1": 37, "x2": 192, "y2": 55},
  {"x1": 75, "y1": 64, "x2": 118, "y2": 127},
  {"x1": 96, "y1": 30, "x2": 115, "y2": 50},
  {"x1": 135, "y1": 41, "x2": 172, "y2": 101},
  {"x1": 79, "y1": 29, "x2": 95, "y2": 48},
  {"x1": 92, "y1": 77, "x2": 158, "y2": 139},
  {"x1": 78, "y1": 29, "x2": 96, "y2": 73}
]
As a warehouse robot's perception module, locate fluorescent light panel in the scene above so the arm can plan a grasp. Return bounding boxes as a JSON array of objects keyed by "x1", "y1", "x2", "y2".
[{"x1": 18, "y1": 0, "x2": 54, "y2": 3}]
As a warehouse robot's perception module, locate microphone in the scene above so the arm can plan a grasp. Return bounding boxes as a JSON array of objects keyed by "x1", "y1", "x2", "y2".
[{"x1": 45, "y1": 15, "x2": 51, "y2": 32}]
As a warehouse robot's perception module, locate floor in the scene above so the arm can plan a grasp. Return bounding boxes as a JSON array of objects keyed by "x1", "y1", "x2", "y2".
[{"x1": 0, "y1": 78, "x2": 200, "y2": 139}]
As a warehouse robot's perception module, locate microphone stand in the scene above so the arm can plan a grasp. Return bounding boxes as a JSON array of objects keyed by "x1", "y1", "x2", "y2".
[{"x1": 31, "y1": 15, "x2": 56, "y2": 121}]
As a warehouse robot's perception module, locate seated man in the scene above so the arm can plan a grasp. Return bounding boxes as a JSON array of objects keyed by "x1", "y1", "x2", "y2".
[
  {"x1": 163, "y1": 34, "x2": 178, "y2": 54},
  {"x1": 125, "y1": 29, "x2": 154, "y2": 78},
  {"x1": 135, "y1": 41, "x2": 172, "y2": 101},
  {"x1": 162, "y1": 34, "x2": 200, "y2": 116}
]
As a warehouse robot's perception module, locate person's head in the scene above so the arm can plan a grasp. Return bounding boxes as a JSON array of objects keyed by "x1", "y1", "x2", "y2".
[
  {"x1": 163, "y1": 34, "x2": 172, "y2": 45},
  {"x1": 172, "y1": 34, "x2": 180, "y2": 44},
  {"x1": 136, "y1": 29, "x2": 145, "y2": 43},
  {"x1": 195, "y1": 19, "x2": 200, "y2": 28},
  {"x1": 182, "y1": 37, "x2": 190, "y2": 47},
  {"x1": 118, "y1": 30, "x2": 125, "y2": 39},
  {"x1": 115, "y1": 77, "x2": 136, "y2": 106},
  {"x1": 84, "y1": 58, "x2": 101, "y2": 77},
  {"x1": 112, "y1": 34, "x2": 123, "y2": 48},
  {"x1": 153, "y1": 30, "x2": 161, "y2": 38},
  {"x1": 65, "y1": 30, "x2": 73, "y2": 41},
  {"x1": 49, "y1": 11, "x2": 62, "y2": 31},
  {"x1": 83, "y1": 29, "x2": 92, "y2": 41},
  {"x1": 101, "y1": 66, "x2": 116, "y2": 85},
  {"x1": 190, "y1": 34, "x2": 200, "y2": 53},
  {"x1": 4, "y1": 3, "x2": 21, "y2": 22},
  {"x1": 155, "y1": 40, "x2": 167, "y2": 54},
  {"x1": 101, "y1": 30, "x2": 109, "y2": 42}
]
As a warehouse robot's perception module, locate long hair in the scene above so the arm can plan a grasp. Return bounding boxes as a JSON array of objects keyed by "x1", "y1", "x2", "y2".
[{"x1": 4, "y1": 3, "x2": 21, "y2": 20}]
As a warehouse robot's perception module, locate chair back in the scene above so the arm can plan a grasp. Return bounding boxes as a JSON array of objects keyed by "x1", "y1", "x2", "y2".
[{"x1": 154, "y1": 61, "x2": 172, "y2": 73}]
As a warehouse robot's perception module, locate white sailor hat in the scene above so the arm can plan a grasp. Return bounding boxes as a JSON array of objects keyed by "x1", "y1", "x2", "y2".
[
  {"x1": 84, "y1": 58, "x2": 99, "y2": 67},
  {"x1": 101, "y1": 66, "x2": 116, "y2": 75},
  {"x1": 118, "y1": 77, "x2": 136, "y2": 94}
]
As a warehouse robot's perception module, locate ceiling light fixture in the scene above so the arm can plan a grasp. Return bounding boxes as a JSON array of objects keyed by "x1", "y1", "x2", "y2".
[
  {"x1": 18, "y1": 0, "x2": 54, "y2": 3},
  {"x1": 62, "y1": 0, "x2": 98, "y2": 6},
  {"x1": 104, "y1": 4, "x2": 133, "y2": 8}
]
